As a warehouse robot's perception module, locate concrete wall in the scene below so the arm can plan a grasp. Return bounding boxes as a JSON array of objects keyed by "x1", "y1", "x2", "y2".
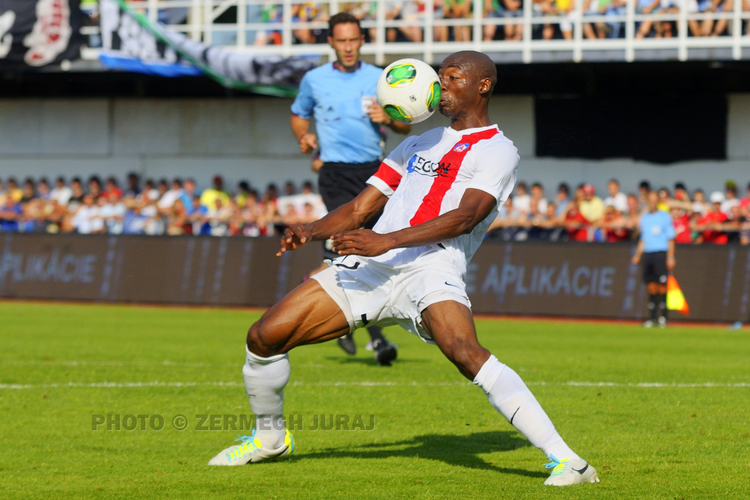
[{"x1": 0, "y1": 94, "x2": 747, "y2": 195}]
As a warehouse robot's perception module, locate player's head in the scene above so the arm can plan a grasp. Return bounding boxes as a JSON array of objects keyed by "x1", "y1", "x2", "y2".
[
  {"x1": 328, "y1": 13, "x2": 364, "y2": 70},
  {"x1": 438, "y1": 51, "x2": 497, "y2": 120},
  {"x1": 647, "y1": 190, "x2": 659, "y2": 212}
]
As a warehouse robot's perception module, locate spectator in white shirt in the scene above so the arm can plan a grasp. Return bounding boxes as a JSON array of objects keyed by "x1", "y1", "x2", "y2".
[
  {"x1": 100, "y1": 191, "x2": 127, "y2": 234},
  {"x1": 140, "y1": 179, "x2": 160, "y2": 202},
  {"x1": 158, "y1": 178, "x2": 185, "y2": 212},
  {"x1": 50, "y1": 176, "x2": 73, "y2": 206},
  {"x1": 205, "y1": 197, "x2": 233, "y2": 236},
  {"x1": 512, "y1": 182, "x2": 531, "y2": 215},
  {"x1": 141, "y1": 196, "x2": 164, "y2": 235},
  {"x1": 604, "y1": 179, "x2": 628, "y2": 213},
  {"x1": 722, "y1": 182, "x2": 740, "y2": 217},
  {"x1": 692, "y1": 189, "x2": 708, "y2": 215},
  {"x1": 71, "y1": 194, "x2": 103, "y2": 234},
  {"x1": 530, "y1": 182, "x2": 549, "y2": 214}
]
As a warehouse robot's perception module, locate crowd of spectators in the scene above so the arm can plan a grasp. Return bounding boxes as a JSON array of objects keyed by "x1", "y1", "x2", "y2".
[
  {"x1": 195, "y1": 0, "x2": 750, "y2": 45},
  {"x1": 1, "y1": 172, "x2": 748, "y2": 245},
  {"x1": 488, "y1": 179, "x2": 750, "y2": 245},
  {"x1": 79, "y1": 0, "x2": 750, "y2": 49},
  {"x1": 0, "y1": 174, "x2": 326, "y2": 238}
]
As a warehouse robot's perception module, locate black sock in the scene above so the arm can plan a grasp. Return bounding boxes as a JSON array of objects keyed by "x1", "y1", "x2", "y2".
[
  {"x1": 658, "y1": 294, "x2": 667, "y2": 319},
  {"x1": 367, "y1": 326, "x2": 385, "y2": 342},
  {"x1": 648, "y1": 294, "x2": 658, "y2": 320}
]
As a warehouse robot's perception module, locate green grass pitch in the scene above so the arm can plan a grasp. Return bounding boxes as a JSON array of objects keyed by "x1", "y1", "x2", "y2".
[{"x1": 1, "y1": 302, "x2": 748, "y2": 499}]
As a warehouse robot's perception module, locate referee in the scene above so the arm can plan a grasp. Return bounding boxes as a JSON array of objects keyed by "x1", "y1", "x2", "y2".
[
  {"x1": 289, "y1": 12, "x2": 410, "y2": 365},
  {"x1": 631, "y1": 190, "x2": 676, "y2": 328}
]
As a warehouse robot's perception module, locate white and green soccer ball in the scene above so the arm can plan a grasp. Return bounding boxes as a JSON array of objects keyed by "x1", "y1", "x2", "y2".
[{"x1": 376, "y1": 58, "x2": 441, "y2": 125}]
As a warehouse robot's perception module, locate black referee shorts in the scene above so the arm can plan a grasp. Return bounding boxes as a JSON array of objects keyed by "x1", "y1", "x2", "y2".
[
  {"x1": 318, "y1": 160, "x2": 383, "y2": 259},
  {"x1": 642, "y1": 251, "x2": 668, "y2": 284}
]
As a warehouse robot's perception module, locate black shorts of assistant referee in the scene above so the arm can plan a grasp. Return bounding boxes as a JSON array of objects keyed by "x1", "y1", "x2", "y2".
[
  {"x1": 642, "y1": 251, "x2": 668, "y2": 284},
  {"x1": 319, "y1": 160, "x2": 382, "y2": 259}
]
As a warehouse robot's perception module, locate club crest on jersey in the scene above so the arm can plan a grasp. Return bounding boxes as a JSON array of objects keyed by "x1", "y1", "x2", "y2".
[{"x1": 453, "y1": 142, "x2": 470, "y2": 153}]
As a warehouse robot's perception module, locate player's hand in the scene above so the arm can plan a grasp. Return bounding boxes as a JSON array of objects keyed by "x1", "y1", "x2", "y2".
[
  {"x1": 310, "y1": 157, "x2": 323, "y2": 173},
  {"x1": 277, "y1": 224, "x2": 312, "y2": 256},
  {"x1": 631, "y1": 254, "x2": 641, "y2": 265},
  {"x1": 298, "y1": 133, "x2": 318, "y2": 154},
  {"x1": 667, "y1": 255, "x2": 676, "y2": 271},
  {"x1": 331, "y1": 229, "x2": 395, "y2": 257},
  {"x1": 368, "y1": 99, "x2": 393, "y2": 126}
]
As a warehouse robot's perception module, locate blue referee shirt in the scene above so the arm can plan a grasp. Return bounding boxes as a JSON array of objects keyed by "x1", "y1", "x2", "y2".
[
  {"x1": 291, "y1": 62, "x2": 383, "y2": 164},
  {"x1": 639, "y1": 210, "x2": 675, "y2": 253}
]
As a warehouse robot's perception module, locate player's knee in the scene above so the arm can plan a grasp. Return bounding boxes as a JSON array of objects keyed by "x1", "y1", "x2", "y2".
[
  {"x1": 443, "y1": 341, "x2": 489, "y2": 379},
  {"x1": 246, "y1": 319, "x2": 280, "y2": 357}
]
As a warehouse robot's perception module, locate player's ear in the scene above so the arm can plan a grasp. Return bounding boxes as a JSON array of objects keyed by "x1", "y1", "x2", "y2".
[{"x1": 479, "y1": 78, "x2": 492, "y2": 96}]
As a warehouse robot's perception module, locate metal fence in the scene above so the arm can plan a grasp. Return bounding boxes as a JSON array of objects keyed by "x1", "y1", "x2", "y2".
[{"x1": 83, "y1": 0, "x2": 750, "y2": 64}]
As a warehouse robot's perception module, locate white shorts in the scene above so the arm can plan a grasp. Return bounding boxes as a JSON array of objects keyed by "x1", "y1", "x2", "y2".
[{"x1": 311, "y1": 255, "x2": 472, "y2": 344}]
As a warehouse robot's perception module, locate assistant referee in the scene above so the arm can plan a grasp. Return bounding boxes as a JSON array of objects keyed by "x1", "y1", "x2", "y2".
[
  {"x1": 631, "y1": 190, "x2": 676, "y2": 328},
  {"x1": 289, "y1": 12, "x2": 410, "y2": 364}
]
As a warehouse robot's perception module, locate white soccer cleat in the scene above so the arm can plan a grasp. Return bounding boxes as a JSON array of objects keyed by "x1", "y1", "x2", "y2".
[
  {"x1": 544, "y1": 456, "x2": 599, "y2": 486},
  {"x1": 642, "y1": 319, "x2": 655, "y2": 328},
  {"x1": 208, "y1": 429, "x2": 294, "y2": 466}
]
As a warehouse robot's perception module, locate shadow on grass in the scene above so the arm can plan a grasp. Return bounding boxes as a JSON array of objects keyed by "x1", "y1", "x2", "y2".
[
  {"x1": 296, "y1": 431, "x2": 546, "y2": 479},
  {"x1": 323, "y1": 356, "x2": 430, "y2": 366}
]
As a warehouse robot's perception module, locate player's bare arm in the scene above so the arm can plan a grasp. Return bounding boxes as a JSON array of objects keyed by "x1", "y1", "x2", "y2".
[
  {"x1": 276, "y1": 185, "x2": 388, "y2": 256},
  {"x1": 290, "y1": 114, "x2": 318, "y2": 154},
  {"x1": 331, "y1": 188, "x2": 497, "y2": 257}
]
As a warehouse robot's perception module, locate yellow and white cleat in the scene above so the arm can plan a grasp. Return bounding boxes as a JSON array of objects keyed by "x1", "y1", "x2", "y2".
[
  {"x1": 544, "y1": 455, "x2": 600, "y2": 486},
  {"x1": 208, "y1": 429, "x2": 294, "y2": 466}
]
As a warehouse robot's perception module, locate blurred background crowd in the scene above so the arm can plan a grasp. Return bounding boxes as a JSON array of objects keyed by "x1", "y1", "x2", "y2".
[
  {"x1": 0, "y1": 174, "x2": 326, "y2": 238},
  {"x1": 489, "y1": 178, "x2": 750, "y2": 244},
  {"x1": 85, "y1": 0, "x2": 750, "y2": 49},
  {"x1": 1, "y1": 173, "x2": 748, "y2": 244}
]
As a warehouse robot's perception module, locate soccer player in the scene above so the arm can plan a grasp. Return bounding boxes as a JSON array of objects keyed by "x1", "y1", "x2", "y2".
[
  {"x1": 631, "y1": 190, "x2": 676, "y2": 328},
  {"x1": 209, "y1": 51, "x2": 599, "y2": 487},
  {"x1": 290, "y1": 12, "x2": 411, "y2": 365}
]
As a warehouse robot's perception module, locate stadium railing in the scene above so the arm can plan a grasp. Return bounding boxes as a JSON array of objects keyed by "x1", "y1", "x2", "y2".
[{"x1": 82, "y1": 0, "x2": 750, "y2": 64}]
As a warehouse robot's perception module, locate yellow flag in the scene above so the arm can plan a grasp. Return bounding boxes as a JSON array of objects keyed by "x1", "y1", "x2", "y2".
[{"x1": 667, "y1": 276, "x2": 689, "y2": 316}]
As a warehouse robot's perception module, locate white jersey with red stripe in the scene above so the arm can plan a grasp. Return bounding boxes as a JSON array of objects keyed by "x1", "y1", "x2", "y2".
[{"x1": 365, "y1": 124, "x2": 519, "y2": 276}]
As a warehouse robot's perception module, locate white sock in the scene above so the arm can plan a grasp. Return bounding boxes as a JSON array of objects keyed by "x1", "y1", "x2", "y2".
[
  {"x1": 473, "y1": 355, "x2": 580, "y2": 460},
  {"x1": 243, "y1": 346, "x2": 289, "y2": 449}
]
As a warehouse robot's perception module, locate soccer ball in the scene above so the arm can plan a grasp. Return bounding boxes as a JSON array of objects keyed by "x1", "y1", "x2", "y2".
[{"x1": 376, "y1": 58, "x2": 441, "y2": 124}]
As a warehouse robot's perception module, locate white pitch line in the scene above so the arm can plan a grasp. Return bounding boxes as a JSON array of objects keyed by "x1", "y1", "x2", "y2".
[
  {"x1": 0, "y1": 381, "x2": 749, "y2": 390},
  {"x1": 0, "y1": 360, "x2": 325, "y2": 368},
  {"x1": 0, "y1": 381, "x2": 243, "y2": 390}
]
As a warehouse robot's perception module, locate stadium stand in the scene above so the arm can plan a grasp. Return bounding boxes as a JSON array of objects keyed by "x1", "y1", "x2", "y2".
[
  {"x1": 81, "y1": 0, "x2": 750, "y2": 64},
  {"x1": 1, "y1": 174, "x2": 747, "y2": 244}
]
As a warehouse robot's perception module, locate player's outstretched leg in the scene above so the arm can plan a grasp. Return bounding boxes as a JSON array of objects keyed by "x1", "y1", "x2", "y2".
[
  {"x1": 208, "y1": 279, "x2": 349, "y2": 466},
  {"x1": 422, "y1": 301, "x2": 599, "y2": 486}
]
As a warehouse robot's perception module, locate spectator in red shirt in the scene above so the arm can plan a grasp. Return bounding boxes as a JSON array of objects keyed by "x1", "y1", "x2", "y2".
[
  {"x1": 671, "y1": 206, "x2": 693, "y2": 244},
  {"x1": 740, "y1": 181, "x2": 750, "y2": 210},
  {"x1": 564, "y1": 202, "x2": 590, "y2": 242},
  {"x1": 595, "y1": 205, "x2": 630, "y2": 242},
  {"x1": 694, "y1": 191, "x2": 729, "y2": 244},
  {"x1": 102, "y1": 176, "x2": 123, "y2": 199}
]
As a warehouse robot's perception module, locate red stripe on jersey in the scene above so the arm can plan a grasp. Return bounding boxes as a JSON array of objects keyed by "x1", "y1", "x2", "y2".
[
  {"x1": 409, "y1": 128, "x2": 499, "y2": 226},
  {"x1": 373, "y1": 162, "x2": 403, "y2": 192}
]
